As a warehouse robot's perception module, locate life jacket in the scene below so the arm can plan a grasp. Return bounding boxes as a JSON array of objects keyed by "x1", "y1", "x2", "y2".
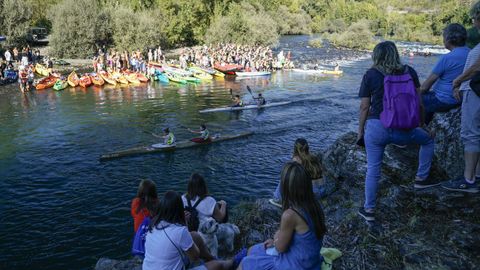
[
  {"x1": 201, "y1": 129, "x2": 210, "y2": 140},
  {"x1": 165, "y1": 132, "x2": 176, "y2": 145}
]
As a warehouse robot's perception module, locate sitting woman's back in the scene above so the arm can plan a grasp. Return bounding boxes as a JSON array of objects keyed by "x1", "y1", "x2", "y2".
[{"x1": 131, "y1": 180, "x2": 158, "y2": 232}]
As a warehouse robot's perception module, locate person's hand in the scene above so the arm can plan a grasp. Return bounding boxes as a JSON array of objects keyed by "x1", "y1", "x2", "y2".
[
  {"x1": 453, "y1": 87, "x2": 462, "y2": 102},
  {"x1": 263, "y1": 239, "x2": 274, "y2": 248},
  {"x1": 452, "y1": 78, "x2": 462, "y2": 89},
  {"x1": 218, "y1": 200, "x2": 226, "y2": 206},
  {"x1": 184, "y1": 210, "x2": 191, "y2": 222}
]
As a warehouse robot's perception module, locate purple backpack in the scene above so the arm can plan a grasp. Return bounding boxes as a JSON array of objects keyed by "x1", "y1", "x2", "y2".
[{"x1": 378, "y1": 67, "x2": 420, "y2": 129}]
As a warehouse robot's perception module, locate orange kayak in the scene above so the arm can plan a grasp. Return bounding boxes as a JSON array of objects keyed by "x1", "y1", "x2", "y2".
[
  {"x1": 124, "y1": 72, "x2": 140, "y2": 84},
  {"x1": 68, "y1": 71, "x2": 80, "y2": 87},
  {"x1": 136, "y1": 73, "x2": 149, "y2": 83},
  {"x1": 36, "y1": 76, "x2": 57, "y2": 90},
  {"x1": 79, "y1": 75, "x2": 92, "y2": 88},
  {"x1": 99, "y1": 71, "x2": 117, "y2": 85},
  {"x1": 90, "y1": 73, "x2": 105, "y2": 86}
]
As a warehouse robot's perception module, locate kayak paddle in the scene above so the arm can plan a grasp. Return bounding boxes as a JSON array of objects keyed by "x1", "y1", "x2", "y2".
[{"x1": 246, "y1": 85, "x2": 255, "y2": 99}]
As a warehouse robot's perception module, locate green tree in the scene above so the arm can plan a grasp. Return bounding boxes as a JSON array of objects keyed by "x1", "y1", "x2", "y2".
[
  {"x1": 49, "y1": 0, "x2": 112, "y2": 58},
  {"x1": 1, "y1": 0, "x2": 32, "y2": 46}
]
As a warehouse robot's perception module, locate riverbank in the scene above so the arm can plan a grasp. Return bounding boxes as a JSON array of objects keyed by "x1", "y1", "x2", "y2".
[{"x1": 94, "y1": 108, "x2": 480, "y2": 270}]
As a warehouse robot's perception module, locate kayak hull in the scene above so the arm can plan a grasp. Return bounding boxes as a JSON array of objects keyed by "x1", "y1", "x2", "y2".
[
  {"x1": 99, "y1": 71, "x2": 117, "y2": 85},
  {"x1": 53, "y1": 79, "x2": 68, "y2": 91},
  {"x1": 36, "y1": 76, "x2": 57, "y2": 90},
  {"x1": 79, "y1": 76, "x2": 92, "y2": 88},
  {"x1": 67, "y1": 71, "x2": 80, "y2": 87},
  {"x1": 199, "y1": 101, "x2": 292, "y2": 113},
  {"x1": 99, "y1": 132, "x2": 253, "y2": 161},
  {"x1": 235, "y1": 71, "x2": 271, "y2": 77}
]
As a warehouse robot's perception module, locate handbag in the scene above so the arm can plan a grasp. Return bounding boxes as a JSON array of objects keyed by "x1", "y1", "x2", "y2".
[
  {"x1": 468, "y1": 71, "x2": 480, "y2": 97},
  {"x1": 131, "y1": 216, "x2": 151, "y2": 257}
]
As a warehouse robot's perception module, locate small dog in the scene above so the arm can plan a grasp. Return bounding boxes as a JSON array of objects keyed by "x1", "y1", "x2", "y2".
[
  {"x1": 216, "y1": 222, "x2": 240, "y2": 253},
  {"x1": 198, "y1": 218, "x2": 219, "y2": 257}
]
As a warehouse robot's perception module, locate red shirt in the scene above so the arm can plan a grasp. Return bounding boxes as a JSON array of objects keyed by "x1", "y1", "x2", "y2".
[{"x1": 131, "y1": 198, "x2": 150, "y2": 232}]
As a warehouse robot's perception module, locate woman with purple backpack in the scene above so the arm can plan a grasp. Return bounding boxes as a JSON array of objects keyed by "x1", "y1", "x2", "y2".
[{"x1": 356, "y1": 41, "x2": 438, "y2": 222}]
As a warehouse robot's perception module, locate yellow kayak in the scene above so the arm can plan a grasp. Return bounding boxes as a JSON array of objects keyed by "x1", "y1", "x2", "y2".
[
  {"x1": 124, "y1": 72, "x2": 140, "y2": 84},
  {"x1": 112, "y1": 72, "x2": 129, "y2": 85},
  {"x1": 320, "y1": 69, "x2": 343, "y2": 75},
  {"x1": 35, "y1": 63, "x2": 51, "y2": 77},
  {"x1": 190, "y1": 70, "x2": 213, "y2": 80}
]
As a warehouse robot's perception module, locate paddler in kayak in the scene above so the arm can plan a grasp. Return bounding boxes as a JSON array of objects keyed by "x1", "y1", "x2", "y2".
[
  {"x1": 231, "y1": 94, "x2": 243, "y2": 107},
  {"x1": 152, "y1": 127, "x2": 176, "y2": 146},
  {"x1": 188, "y1": 124, "x2": 211, "y2": 143},
  {"x1": 253, "y1": 93, "x2": 266, "y2": 106}
]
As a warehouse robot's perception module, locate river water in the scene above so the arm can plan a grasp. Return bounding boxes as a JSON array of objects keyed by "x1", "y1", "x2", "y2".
[{"x1": 0, "y1": 36, "x2": 438, "y2": 269}]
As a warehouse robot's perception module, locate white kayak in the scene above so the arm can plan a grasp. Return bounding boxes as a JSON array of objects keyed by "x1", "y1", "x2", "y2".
[
  {"x1": 199, "y1": 101, "x2": 292, "y2": 113},
  {"x1": 292, "y1": 69, "x2": 343, "y2": 75},
  {"x1": 235, "y1": 71, "x2": 271, "y2": 77}
]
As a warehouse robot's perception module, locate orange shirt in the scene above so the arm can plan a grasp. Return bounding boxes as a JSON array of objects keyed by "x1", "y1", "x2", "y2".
[{"x1": 131, "y1": 198, "x2": 150, "y2": 232}]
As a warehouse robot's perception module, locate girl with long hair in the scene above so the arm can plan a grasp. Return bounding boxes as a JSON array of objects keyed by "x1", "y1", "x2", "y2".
[
  {"x1": 239, "y1": 162, "x2": 326, "y2": 270},
  {"x1": 143, "y1": 191, "x2": 242, "y2": 270},
  {"x1": 131, "y1": 180, "x2": 159, "y2": 232},
  {"x1": 271, "y1": 138, "x2": 325, "y2": 206},
  {"x1": 357, "y1": 41, "x2": 436, "y2": 222}
]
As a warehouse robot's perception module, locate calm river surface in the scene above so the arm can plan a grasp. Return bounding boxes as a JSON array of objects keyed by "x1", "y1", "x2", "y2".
[{"x1": 0, "y1": 36, "x2": 438, "y2": 269}]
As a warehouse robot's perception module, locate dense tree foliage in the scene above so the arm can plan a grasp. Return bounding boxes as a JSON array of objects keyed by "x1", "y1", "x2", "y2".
[{"x1": 0, "y1": 0, "x2": 475, "y2": 54}]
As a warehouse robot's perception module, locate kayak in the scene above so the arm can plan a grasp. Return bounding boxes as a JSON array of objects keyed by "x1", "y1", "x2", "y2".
[
  {"x1": 35, "y1": 63, "x2": 51, "y2": 76},
  {"x1": 166, "y1": 72, "x2": 187, "y2": 84},
  {"x1": 36, "y1": 76, "x2": 57, "y2": 90},
  {"x1": 155, "y1": 71, "x2": 169, "y2": 83},
  {"x1": 189, "y1": 69, "x2": 213, "y2": 80},
  {"x1": 112, "y1": 72, "x2": 128, "y2": 85},
  {"x1": 321, "y1": 70, "x2": 343, "y2": 75},
  {"x1": 199, "y1": 101, "x2": 292, "y2": 113},
  {"x1": 99, "y1": 71, "x2": 117, "y2": 85},
  {"x1": 292, "y1": 69, "x2": 343, "y2": 75},
  {"x1": 184, "y1": 76, "x2": 201, "y2": 83},
  {"x1": 214, "y1": 63, "x2": 243, "y2": 75},
  {"x1": 235, "y1": 71, "x2": 271, "y2": 77},
  {"x1": 136, "y1": 73, "x2": 149, "y2": 83},
  {"x1": 99, "y1": 132, "x2": 253, "y2": 161},
  {"x1": 67, "y1": 71, "x2": 80, "y2": 87},
  {"x1": 79, "y1": 75, "x2": 92, "y2": 88},
  {"x1": 124, "y1": 72, "x2": 140, "y2": 84},
  {"x1": 53, "y1": 79, "x2": 68, "y2": 91},
  {"x1": 90, "y1": 73, "x2": 105, "y2": 86}
]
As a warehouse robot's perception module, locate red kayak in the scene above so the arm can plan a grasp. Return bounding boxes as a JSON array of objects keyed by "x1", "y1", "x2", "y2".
[
  {"x1": 79, "y1": 75, "x2": 92, "y2": 88},
  {"x1": 214, "y1": 63, "x2": 243, "y2": 75}
]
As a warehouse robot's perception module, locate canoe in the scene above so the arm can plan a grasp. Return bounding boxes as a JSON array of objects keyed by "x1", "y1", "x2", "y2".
[
  {"x1": 90, "y1": 73, "x2": 105, "y2": 86},
  {"x1": 199, "y1": 101, "x2": 292, "y2": 113},
  {"x1": 124, "y1": 72, "x2": 140, "y2": 84},
  {"x1": 35, "y1": 63, "x2": 51, "y2": 77},
  {"x1": 99, "y1": 71, "x2": 117, "y2": 85},
  {"x1": 165, "y1": 72, "x2": 187, "y2": 84},
  {"x1": 112, "y1": 72, "x2": 128, "y2": 85},
  {"x1": 67, "y1": 71, "x2": 80, "y2": 87},
  {"x1": 79, "y1": 75, "x2": 92, "y2": 88},
  {"x1": 99, "y1": 132, "x2": 253, "y2": 161},
  {"x1": 36, "y1": 76, "x2": 57, "y2": 90},
  {"x1": 214, "y1": 63, "x2": 243, "y2": 75},
  {"x1": 136, "y1": 73, "x2": 149, "y2": 83},
  {"x1": 53, "y1": 79, "x2": 68, "y2": 91},
  {"x1": 235, "y1": 71, "x2": 271, "y2": 77},
  {"x1": 155, "y1": 71, "x2": 169, "y2": 83}
]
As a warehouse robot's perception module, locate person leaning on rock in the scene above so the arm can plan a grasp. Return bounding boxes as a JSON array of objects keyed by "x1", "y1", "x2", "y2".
[
  {"x1": 441, "y1": 1, "x2": 480, "y2": 194},
  {"x1": 357, "y1": 41, "x2": 438, "y2": 222}
]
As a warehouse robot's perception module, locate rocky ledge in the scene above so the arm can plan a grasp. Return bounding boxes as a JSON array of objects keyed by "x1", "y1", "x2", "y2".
[{"x1": 95, "y1": 109, "x2": 480, "y2": 270}]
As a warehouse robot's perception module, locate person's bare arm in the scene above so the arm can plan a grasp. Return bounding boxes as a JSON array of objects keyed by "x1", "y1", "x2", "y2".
[
  {"x1": 419, "y1": 73, "x2": 439, "y2": 93},
  {"x1": 272, "y1": 209, "x2": 296, "y2": 253},
  {"x1": 453, "y1": 56, "x2": 480, "y2": 88},
  {"x1": 358, "y1": 97, "x2": 370, "y2": 141},
  {"x1": 212, "y1": 200, "x2": 227, "y2": 222},
  {"x1": 185, "y1": 242, "x2": 200, "y2": 261}
]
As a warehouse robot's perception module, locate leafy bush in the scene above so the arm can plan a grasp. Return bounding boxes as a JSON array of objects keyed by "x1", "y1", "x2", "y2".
[
  {"x1": 324, "y1": 20, "x2": 375, "y2": 50},
  {"x1": 205, "y1": 2, "x2": 279, "y2": 45},
  {"x1": 49, "y1": 0, "x2": 111, "y2": 58},
  {"x1": 1, "y1": 0, "x2": 32, "y2": 46},
  {"x1": 271, "y1": 5, "x2": 311, "y2": 35},
  {"x1": 308, "y1": 38, "x2": 324, "y2": 48}
]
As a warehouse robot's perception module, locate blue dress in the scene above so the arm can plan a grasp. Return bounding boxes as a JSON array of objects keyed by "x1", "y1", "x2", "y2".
[{"x1": 241, "y1": 209, "x2": 323, "y2": 270}]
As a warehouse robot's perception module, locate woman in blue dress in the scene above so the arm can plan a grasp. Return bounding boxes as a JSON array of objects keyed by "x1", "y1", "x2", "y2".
[{"x1": 238, "y1": 162, "x2": 327, "y2": 270}]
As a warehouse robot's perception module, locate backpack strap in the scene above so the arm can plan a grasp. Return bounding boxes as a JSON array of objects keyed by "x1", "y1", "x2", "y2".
[{"x1": 192, "y1": 196, "x2": 204, "y2": 209}]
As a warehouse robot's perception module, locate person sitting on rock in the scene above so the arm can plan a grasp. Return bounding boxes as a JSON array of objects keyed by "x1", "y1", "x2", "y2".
[
  {"x1": 238, "y1": 162, "x2": 326, "y2": 270},
  {"x1": 442, "y1": 2, "x2": 480, "y2": 194},
  {"x1": 131, "y1": 180, "x2": 159, "y2": 232},
  {"x1": 270, "y1": 138, "x2": 326, "y2": 208},
  {"x1": 357, "y1": 41, "x2": 438, "y2": 222},
  {"x1": 182, "y1": 173, "x2": 228, "y2": 225},
  {"x1": 419, "y1": 23, "x2": 469, "y2": 125},
  {"x1": 143, "y1": 191, "x2": 244, "y2": 270}
]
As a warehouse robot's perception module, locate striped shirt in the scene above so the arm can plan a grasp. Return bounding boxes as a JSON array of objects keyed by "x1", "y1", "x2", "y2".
[{"x1": 460, "y1": 43, "x2": 480, "y2": 91}]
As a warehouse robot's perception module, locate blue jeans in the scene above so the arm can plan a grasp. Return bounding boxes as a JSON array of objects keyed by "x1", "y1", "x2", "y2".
[
  {"x1": 422, "y1": 91, "x2": 459, "y2": 125},
  {"x1": 364, "y1": 119, "x2": 434, "y2": 210}
]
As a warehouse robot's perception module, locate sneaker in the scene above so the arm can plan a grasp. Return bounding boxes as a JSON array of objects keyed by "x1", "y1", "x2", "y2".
[
  {"x1": 358, "y1": 208, "x2": 375, "y2": 221},
  {"x1": 414, "y1": 176, "x2": 441, "y2": 189},
  {"x1": 442, "y1": 178, "x2": 479, "y2": 193},
  {"x1": 268, "y1": 198, "x2": 282, "y2": 208}
]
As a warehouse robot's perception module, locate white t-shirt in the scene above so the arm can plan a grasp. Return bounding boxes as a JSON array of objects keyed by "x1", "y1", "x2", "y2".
[
  {"x1": 143, "y1": 221, "x2": 193, "y2": 270},
  {"x1": 460, "y1": 43, "x2": 480, "y2": 91},
  {"x1": 4, "y1": 51, "x2": 11, "y2": 62},
  {"x1": 181, "y1": 195, "x2": 217, "y2": 221}
]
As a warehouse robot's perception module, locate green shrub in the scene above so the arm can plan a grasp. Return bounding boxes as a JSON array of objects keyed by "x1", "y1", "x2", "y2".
[
  {"x1": 271, "y1": 5, "x2": 311, "y2": 35},
  {"x1": 1, "y1": 0, "x2": 32, "y2": 46},
  {"x1": 205, "y1": 2, "x2": 279, "y2": 46},
  {"x1": 308, "y1": 38, "x2": 324, "y2": 48},
  {"x1": 49, "y1": 0, "x2": 111, "y2": 58},
  {"x1": 324, "y1": 20, "x2": 375, "y2": 50}
]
